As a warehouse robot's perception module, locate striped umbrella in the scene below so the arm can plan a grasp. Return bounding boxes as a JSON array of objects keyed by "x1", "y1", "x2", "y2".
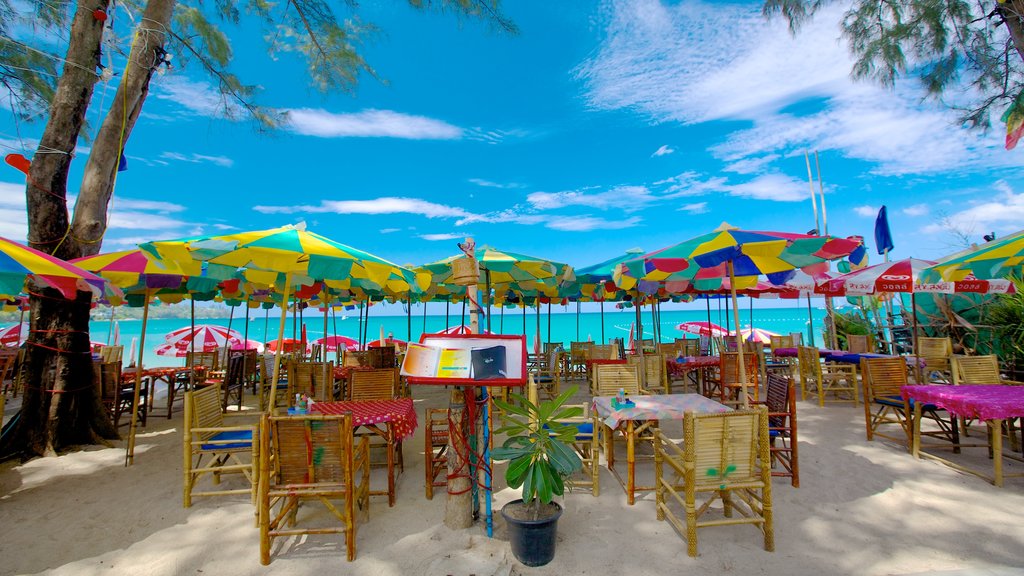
[
  {"x1": 435, "y1": 325, "x2": 493, "y2": 335},
  {"x1": 676, "y1": 321, "x2": 728, "y2": 337},
  {"x1": 310, "y1": 335, "x2": 360, "y2": 352},
  {"x1": 0, "y1": 236, "x2": 114, "y2": 299},
  {"x1": 70, "y1": 249, "x2": 187, "y2": 291},
  {"x1": 164, "y1": 324, "x2": 243, "y2": 352},
  {"x1": 819, "y1": 258, "x2": 1015, "y2": 296},
  {"x1": 0, "y1": 322, "x2": 27, "y2": 347},
  {"x1": 739, "y1": 327, "x2": 779, "y2": 344},
  {"x1": 929, "y1": 229, "x2": 1024, "y2": 280}
]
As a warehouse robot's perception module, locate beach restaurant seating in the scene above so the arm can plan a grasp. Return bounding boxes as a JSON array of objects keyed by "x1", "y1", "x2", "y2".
[
  {"x1": 916, "y1": 337, "x2": 953, "y2": 383},
  {"x1": 634, "y1": 353, "x2": 669, "y2": 394},
  {"x1": 94, "y1": 359, "x2": 145, "y2": 428},
  {"x1": 845, "y1": 334, "x2": 873, "y2": 354},
  {"x1": 653, "y1": 407, "x2": 774, "y2": 557},
  {"x1": 951, "y1": 355, "x2": 1022, "y2": 450},
  {"x1": 183, "y1": 384, "x2": 258, "y2": 508},
  {"x1": 347, "y1": 368, "x2": 399, "y2": 401},
  {"x1": 758, "y1": 373, "x2": 798, "y2": 487},
  {"x1": 569, "y1": 341, "x2": 593, "y2": 378},
  {"x1": 552, "y1": 402, "x2": 601, "y2": 496},
  {"x1": 861, "y1": 357, "x2": 959, "y2": 449},
  {"x1": 719, "y1": 352, "x2": 760, "y2": 407},
  {"x1": 259, "y1": 354, "x2": 291, "y2": 410},
  {"x1": 424, "y1": 408, "x2": 449, "y2": 500},
  {"x1": 99, "y1": 345, "x2": 123, "y2": 363},
  {"x1": 798, "y1": 345, "x2": 858, "y2": 406},
  {"x1": 258, "y1": 413, "x2": 370, "y2": 564},
  {"x1": 221, "y1": 353, "x2": 247, "y2": 411},
  {"x1": 288, "y1": 360, "x2": 335, "y2": 401},
  {"x1": 531, "y1": 347, "x2": 562, "y2": 399},
  {"x1": 591, "y1": 362, "x2": 643, "y2": 397}
]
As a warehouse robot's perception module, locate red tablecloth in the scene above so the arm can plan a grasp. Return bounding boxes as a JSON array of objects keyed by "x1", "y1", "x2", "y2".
[
  {"x1": 666, "y1": 356, "x2": 719, "y2": 378},
  {"x1": 333, "y1": 365, "x2": 375, "y2": 381},
  {"x1": 311, "y1": 399, "x2": 418, "y2": 439},
  {"x1": 901, "y1": 385, "x2": 1024, "y2": 421},
  {"x1": 585, "y1": 358, "x2": 627, "y2": 369}
]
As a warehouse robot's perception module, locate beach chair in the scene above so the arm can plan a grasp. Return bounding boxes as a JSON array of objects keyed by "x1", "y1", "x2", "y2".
[
  {"x1": 592, "y1": 363, "x2": 643, "y2": 397},
  {"x1": 757, "y1": 373, "x2": 798, "y2": 487},
  {"x1": 951, "y1": 355, "x2": 1022, "y2": 450},
  {"x1": 590, "y1": 344, "x2": 617, "y2": 360},
  {"x1": 0, "y1": 351, "x2": 16, "y2": 421},
  {"x1": 288, "y1": 360, "x2": 335, "y2": 401},
  {"x1": 552, "y1": 402, "x2": 601, "y2": 496},
  {"x1": 260, "y1": 354, "x2": 291, "y2": 410},
  {"x1": 343, "y1": 350, "x2": 370, "y2": 368},
  {"x1": 531, "y1": 347, "x2": 562, "y2": 399},
  {"x1": 569, "y1": 341, "x2": 593, "y2": 379},
  {"x1": 99, "y1": 345, "x2": 123, "y2": 363},
  {"x1": 94, "y1": 360, "x2": 145, "y2": 428},
  {"x1": 654, "y1": 407, "x2": 774, "y2": 557},
  {"x1": 719, "y1": 352, "x2": 760, "y2": 407},
  {"x1": 347, "y1": 368, "x2": 399, "y2": 400},
  {"x1": 845, "y1": 334, "x2": 873, "y2": 354},
  {"x1": 639, "y1": 353, "x2": 669, "y2": 394},
  {"x1": 916, "y1": 337, "x2": 953, "y2": 383},
  {"x1": 183, "y1": 383, "x2": 259, "y2": 508},
  {"x1": 424, "y1": 408, "x2": 449, "y2": 500},
  {"x1": 221, "y1": 353, "x2": 247, "y2": 411},
  {"x1": 368, "y1": 346, "x2": 396, "y2": 369},
  {"x1": 799, "y1": 345, "x2": 858, "y2": 406},
  {"x1": 861, "y1": 357, "x2": 958, "y2": 449},
  {"x1": 258, "y1": 413, "x2": 370, "y2": 564},
  {"x1": 680, "y1": 339, "x2": 699, "y2": 357}
]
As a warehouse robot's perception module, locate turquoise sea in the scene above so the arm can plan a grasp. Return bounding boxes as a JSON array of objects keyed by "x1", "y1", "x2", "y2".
[{"x1": 90, "y1": 305, "x2": 830, "y2": 367}]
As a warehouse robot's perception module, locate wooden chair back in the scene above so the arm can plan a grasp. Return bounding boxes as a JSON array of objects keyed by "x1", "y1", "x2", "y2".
[
  {"x1": 259, "y1": 413, "x2": 370, "y2": 564},
  {"x1": 309, "y1": 343, "x2": 324, "y2": 362},
  {"x1": 846, "y1": 334, "x2": 872, "y2": 354},
  {"x1": 769, "y1": 334, "x2": 794, "y2": 351},
  {"x1": 347, "y1": 368, "x2": 398, "y2": 400},
  {"x1": 710, "y1": 336, "x2": 725, "y2": 355},
  {"x1": 641, "y1": 353, "x2": 668, "y2": 393},
  {"x1": 951, "y1": 354, "x2": 1001, "y2": 385},
  {"x1": 861, "y1": 357, "x2": 907, "y2": 401},
  {"x1": 187, "y1": 350, "x2": 218, "y2": 369},
  {"x1": 763, "y1": 373, "x2": 798, "y2": 487},
  {"x1": 183, "y1": 383, "x2": 258, "y2": 508},
  {"x1": 288, "y1": 360, "x2": 335, "y2": 400},
  {"x1": 720, "y1": 352, "x2": 761, "y2": 404},
  {"x1": 679, "y1": 339, "x2": 699, "y2": 357},
  {"x1": 789, "y1": 332, "x2": 804, "y2": 346},
  {"x1": 100, "y1": 345, "x2": 123, "y2": 363},
  {"x1": 918, "y1": 336, "x2": 952, "y2": 358},
  {"x1": 590, "y1": 344, "x2": 616, "y2": 360},
  {"x1": 93, "y1": 360, "x2": 121, "y2": 403},
  {"x1": 570, "y1": 341, "x2": 593, "y2": 363},
  {"x1": 657, "y1": 343, "x2": 681, "y2": 357},
  {"x1": 222, "y1": 353, "x2": 247, "y2": 410},
  {"x1": 368, "y1": 346, "x2": 396, "y2": 369},
  {"x1": 593, "y1": 363, "x2": 642, "y2": 396},
  {"x1": 543, "y1": 342, "x2": 561, "y2": 354},
  {"x1": 343, "y1": 350, "x2": 370, "y2": 368}
]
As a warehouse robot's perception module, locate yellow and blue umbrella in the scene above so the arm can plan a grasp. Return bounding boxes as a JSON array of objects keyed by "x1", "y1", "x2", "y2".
[
  {"x1": 0, "y1": 236, "x2": 114, "y2": 299},
  {"x1": 929, "y1": 229, "x2": 1024, "y2": 281}
]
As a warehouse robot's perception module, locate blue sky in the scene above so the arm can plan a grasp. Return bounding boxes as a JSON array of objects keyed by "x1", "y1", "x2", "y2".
[{"x1": 2, "y1": 0, "x2": 1023, "y2": 279}]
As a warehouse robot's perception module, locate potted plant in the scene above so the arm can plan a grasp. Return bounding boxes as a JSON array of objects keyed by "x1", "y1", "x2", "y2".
[{"x1": 492, "y1": 385, "x2": 584, "y2": 567}]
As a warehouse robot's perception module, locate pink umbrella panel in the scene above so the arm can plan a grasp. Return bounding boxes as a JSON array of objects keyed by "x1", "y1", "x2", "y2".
[
  {"x1": 310, "y1": 335, "x2": 361, "y2": 352},
  {"x1": 676, "y1": 321, "x2": 728, "y2": 338},
  {"x1": 435, "y1": 325, "x2": 492, "y2": 335},
  {"x1": 163, "y1": 324, "x2": 243, "y2": 352}
]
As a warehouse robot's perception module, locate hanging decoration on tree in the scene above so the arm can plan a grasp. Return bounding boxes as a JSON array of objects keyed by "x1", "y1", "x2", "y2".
[
  {"x1": 1002, "y1": 91, "x2": 1024, "y2": 150},
  {"x1": 4, "y1": 153, "x2": 30, "y2": 175}
]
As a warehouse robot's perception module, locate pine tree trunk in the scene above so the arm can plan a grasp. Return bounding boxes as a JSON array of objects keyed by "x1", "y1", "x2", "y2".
[{"x1": 1001, "y1": 1, "x2": 1024, "y2": 64}]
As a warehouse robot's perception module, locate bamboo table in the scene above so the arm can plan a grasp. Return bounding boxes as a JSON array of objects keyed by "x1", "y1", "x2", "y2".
[
  {"x1": 592, "y1": 393, "x2": 730, "y2": 504},
  {"x1": 901, "y1": 385, "x2": 1024, "y2": 487}
]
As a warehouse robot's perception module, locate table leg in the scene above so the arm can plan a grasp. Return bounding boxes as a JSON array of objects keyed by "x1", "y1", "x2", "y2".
[
  {"x1": 605, "y1": 423, "x2": 614, "y2": 468},
  {"x1": 386, "y1": 423, "x2": 396, "y2": 506},
  {"x1": 991, "y1": 419, "x2": 1003, "y2": 487},
  {"x1": 626, "y1": 420, "x2": 635, "y2": 506},
  {"x1": 912, "y1": 401, "x2": 922, "y2": 457}
]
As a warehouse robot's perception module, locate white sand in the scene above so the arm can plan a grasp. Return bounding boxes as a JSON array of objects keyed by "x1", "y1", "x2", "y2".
[{"x1": 2, "y1": 383, "x2": 1024, "y2": 576}]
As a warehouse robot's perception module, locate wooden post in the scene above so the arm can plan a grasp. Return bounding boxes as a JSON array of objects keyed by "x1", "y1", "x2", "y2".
[
  {"x1": 445, "y1": 237, "x2": 476, "y2": 530},
  {"x1": 728, "y1": 261, "x2": 750, "y2": 408},
  {"x1": 125, "y1": 288, "x2": 150, "y2": 465}
]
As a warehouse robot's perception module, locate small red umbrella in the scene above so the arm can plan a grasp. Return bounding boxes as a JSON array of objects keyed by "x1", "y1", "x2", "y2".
[
  {"x1": 265, "y1": 338, "x2": 306, "y2": 353},
  {"x1": 0, "y1": 322, "x2": 27, "y2": 347},
  {"x1": 676, "y1": 321, "x2": 728, "y2": 337},
  {"x1": 435, "y1": 325, "x2": 492, "y2": 335},
  {"x1": 309, "y1": 335, "x2": 360, "y2": 352},
  {"x1": 367, "y1": 338, "x2": 408, "y2": 349}
]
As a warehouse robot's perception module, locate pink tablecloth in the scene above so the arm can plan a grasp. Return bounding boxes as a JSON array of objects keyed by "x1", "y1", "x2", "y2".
[
  {"x1": 666, "y1": 356, "x2": 720, "y2": 378},
  {"x1": 311, "y1": 399, "x2": 418, "y2": 439},
  {"x1": 901, "y1": 385, "x2": 1024, "y2": 421},
  {"x1": 593, "y1": 393, "x2": 730, "y2": 428}
]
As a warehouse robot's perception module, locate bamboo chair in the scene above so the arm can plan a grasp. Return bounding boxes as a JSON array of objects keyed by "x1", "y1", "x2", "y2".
[
  {"x1": 788, "y1": 332, "x2": 804, "y2": 346},
  {"x1": 590, "y1": 344, "x2": 617, "y2": 360},
  {"x1": 769, "y1": 334, "x2": 794, "y2": 352},
  {"x1": 757, "y1": 373, "x2": 798, "y2": 487},
  {"x1": 654, "y1": 407, "x2": 774, "y2": 557},
  {"x1": 951, "y1": 355, "x2": 1022, "y2": 450},
  {"x1": 221, "y1": 353, "x2": 248, "y2": 411},
  {"x1": 258, "y1": 413, "x2": 370, "y2": 564},
  {"x1": 94, "y1": 359, "x2": 145, "y2": 428},
  {"x1": 569, "y1": 341, "x2": 593, "y2": 379},
  {"x1": 342, "y1": 350, "x2": 370, "y2": 368},
  {"x1": 424, "y1": 408, "x2": 449, "y2": 499},
  {"x1": 916, "y1": 337, "x2": 953, "y2": 383},
  {"x1": 347, "y1": 368, "x2": 399, "y2": 401},
  {"x1": 845, "y1": 334, "x2": 873, "y2": 354},
  {"x1": 183, "y1": 384, "x2": 259, "y2": 508},
  {"x1": 719, "y1": 352, "x2": 761, "y2": 407},
  {"x1": 288, "y1": 360, "x2": 336, "y2": 401},
  {"x1": 799, "y1": 345, "x2": 858, "y2": 406},
  {"x1": 592, "y1": 363, "x2": 643, "y2": 397},
  {"x1": 698, "y1": 335, "x2": 712, "y2": 356},
  {"x1": 531, "y1": 348, "x2": 562, "y2": 399},
  {"x1": 99, "y1": 345, "x2": 123, "y2": 363},
  {"x1": 368, "y1": 346, "x2": 397, "y2": 369},
  {"x1": 658, "y1": 343, "x2": 681, "y2": 357},
  {"x1": 710, "y1": 336, "x2": 725, "y2": 355},
  {"x1": 260, "y1": 354, "x2": 291, "y2": 410},
  {"x1": 680, "y1": 339, "x2": 699, "y2": 357},
  {"x1": 861, "y1": 357, "x2": 959, "y2": 449},
  {"x1": 640, "y1": 353, "x2": 669, "y2": 394},
  {"x1": 553, "y1": 403, "x2": 601, "y2": 496},
  {"x1": 0, "y1": 351, "x2": 16, "y2": 421}
]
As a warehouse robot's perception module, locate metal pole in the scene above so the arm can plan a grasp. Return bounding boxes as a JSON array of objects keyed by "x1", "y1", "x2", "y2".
[
  {"x1": 807, "y1": 292, "x2": 815, "y2": 347},
  {"x1": 125, "y1": 289, "x2": 150, "y2": 465},
  {"x1": 600, "y1": 301, "x2": 605, "y2": 344},
  {"x1": 728, "y1": 261, "x2": 750, "y2": 408},
  {"x1": 485, "y1": 269, "x2": 492, "y2": 334}
]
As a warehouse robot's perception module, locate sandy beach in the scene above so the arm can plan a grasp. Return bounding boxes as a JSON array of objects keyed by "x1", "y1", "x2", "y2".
[{"x1": 2, "y1": 382, "x2": 1024, "y2": 576}]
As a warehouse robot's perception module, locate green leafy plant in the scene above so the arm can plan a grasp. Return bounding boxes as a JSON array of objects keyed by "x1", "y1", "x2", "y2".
[
  {"x1": 492, "y1": 385, "x2": 584, "y2": 517},
  {"x1": 988, "y1": 274, "x2": 1024, "y2": 363}
]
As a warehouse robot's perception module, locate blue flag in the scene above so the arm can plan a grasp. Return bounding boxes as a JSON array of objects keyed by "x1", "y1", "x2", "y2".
[{"x1": 874, "y1": 206, "x2": 894, "y2": 255}]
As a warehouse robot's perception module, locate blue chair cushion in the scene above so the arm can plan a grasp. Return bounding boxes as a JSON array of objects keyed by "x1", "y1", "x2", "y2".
[
  {"x1": 202, "y1": 429, "x2": 252, "y2": 450},
  {"x1": 875, "y1": 395, "x2": 939, "y2": 411}
]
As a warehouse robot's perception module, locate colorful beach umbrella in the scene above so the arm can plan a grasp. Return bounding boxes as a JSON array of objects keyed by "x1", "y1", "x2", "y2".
[
  {"x1": 417, "y1": 247, "x2": 575, "y2": 303},
  {"x1": 164, "y1": 324, "x2": 242, "y2": 352},
  {"x1": 676, "y1": 321, "x2": 728, "y2": 337},
  {"x1": 739, "y1": 327, "x2": 779, "y2": 344},
  {"x1": 265, "y1": 338, "x2": 306, "y2": 353},
  {"x1": 367, "y1": 337, "x2": 407, "y2": 349},
  {"x1": 311, "y1": 335, "x2": 360, "y2": 352},
  {"x1": 70, "y1": 249, "x2": 187, "y2": 291},
  {"x1": 0, "y1": 236, "x2": 114, "y2": 299},
  {"x1": 928, "y1": 229, "x2": 1024, "y2": 281},
  {"x1": 0, "y1": 322, "x2": 27, "y2": 347},
  {"x1": 819, "y1": 258, "x2": 1015, "y2": 296},
  {"x1": 435, "y1": 325, "x2": 493, "y2": 335}
]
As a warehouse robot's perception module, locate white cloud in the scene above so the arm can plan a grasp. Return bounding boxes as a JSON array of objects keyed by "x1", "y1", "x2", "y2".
[
  {"x1": 212, "y1": 223, "x2": 238, "y2": 230},
  {"x1": 285, "y1": 108, "x2": 463, "y2": 140},
  {"x1": 152, "y1": 76, "x2": 238, "y2": 117},
  {"x1": 159, "y1": 152, "x2": 234, "y2": 167},
  {"x1": 115, "y1": 198, "x2": 186, "y2": 213},
  {"x1": 527, "y1": 185, "x2": 660, "y2": 212},
  {"x1": 922, "y1": 182, "x2": 1024, "y2": 235},
  {"x1": 108, "y1": 211, "x2": 189, "y2": 231},
  {"x1": 543, "y1": 215, "x2": 642, "y2": 232},
  {"x1": 468, "y1": 178, "x2": 525, "y2": 189},
  {"x1": 717, "y1": 173, "x2": 809, "y2": 202},
  {"x1": 577, "y1": 0, "x2": 1014, "y2": 177},
  {"x1": 723, "y1": 155, "x2": 779, "y2": 175},
  {"x1": 679, "y1": 202, "x2": 708, "y2": 214},
  {"x1": 253, "y1": 197, "x2": 477, "y2": 220},
  {"x1": 854, "y1": 205, "x2": 877, "y2": 217},
  {"x1": 0, "y1": 181, "x2": 27, "y2": 239},
  {"x1": 652, "y1": 144, "x2": 675, "y2": 157},
  {"x1": 379, "y1": 228, "x2": 401, "y2": 234},
  {"x1": 419, "y1": 233, "x2": 463, "y2": 241},
  {"x1": 902, "y1": 204, "x2": 930, "y2": 217}
]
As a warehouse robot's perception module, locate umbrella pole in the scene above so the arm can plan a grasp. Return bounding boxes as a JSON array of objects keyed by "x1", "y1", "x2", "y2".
[
  {"x1": 422, "y1": 300, "x2": 427, "y2": 334},
  {"x1": 190, "y1": 299, "x2": 196, "y2": 390},
  {"x1": 535, "y1": 302, "x2": 541, "y2": 353},
  {"x1": 500, "y1": 305, "x2": 504, "y2": 333},
  {"x1": 912, "y1": 292, "x2": 920, "y2": 371},
  {"x1": 322, "y1": 290, "x2": 330, "y2": 363},
  {"x1": 576, "y1": 301, "x2": 580, "y2": 342},
  {"x1": 547, "y1": 300, "x2": 551, "y2": 345},
  {"x1": 600, "y1": 301, "x2": 605, "y2": 344},
  {"x1": 807, "y1": 293, "x2": 815, "y2": 347},
  {"x1": 269, "y1": 274, "x2": 292, "y2": 410},
  {"x1": 728, "y1": 261, "x2": 749, "y2": 408},
  {"x1": 634, "y1": 292, "x2": 642, "y2": 354},
  {"x1": 223, "y1": 303, "x2": 235, "y2": 369},
  {"x1": 522, "y1": 302, "x2": 525, "y2": 335},
  {"x1": 649, "y1": 298, "x2": 657, "y2": 344},
  {"x1": 363, "y1": 299, "x2": 371, "y2": 347},
  {"x1": 461, "y1": 297, "x2": 466, "y2": 328},
  {"x1": 445, "y1": 300, "x2": 450, "y2": 330},
  {"x1": 485, "y1": 269, "x2": 492, "y2": 334},
  {"x1": 107, "y1": 305, "x2": 115, "y2": 345},
  {"x1": 125, "y1": 288, "x2": 150, "y2": 466},
  {"x1": 407, "y1": 295, "x2": 412, "y2": 341},
  {"x1": 264, "y1": 307, "x2": 270, "y2": 348}
]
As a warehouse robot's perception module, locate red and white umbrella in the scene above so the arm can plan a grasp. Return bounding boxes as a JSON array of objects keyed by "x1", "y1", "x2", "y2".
[
  {"x1": 819, "y1": 258, "x2": 1015, "y2": 296},
  {"x1": 367, "y1": 338, "x2": 407, "y2": 349},
  {"x1": 435, "y1": 325, "x2": 492, "y2": 335},
  {"x1": 163, "y1": 324, "x2": 242, "y2": 352},
  {"x1": 232, "y1": 339, "x2": 265, "y2": 353},
  {"x1": 0, "y1": 322, "x2": 27, "y2": 347},
  {"x1": 265, "y1": 338, "x2": 306, "y2": 353},
  {"x1": 310, "y1": 335, "x2": 360, "y2": 352},
  {"x1": 676, "y1": 321, "x2": 728, "y2": 337},
  {"x1": 155, "y1": 343, "x2": 189, "y2": 357}
]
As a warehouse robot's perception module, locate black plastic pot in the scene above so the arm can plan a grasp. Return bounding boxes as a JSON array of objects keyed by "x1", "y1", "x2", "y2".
[{"x1": 500, "y1": 500, "x2": 563, "y2": 567}]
